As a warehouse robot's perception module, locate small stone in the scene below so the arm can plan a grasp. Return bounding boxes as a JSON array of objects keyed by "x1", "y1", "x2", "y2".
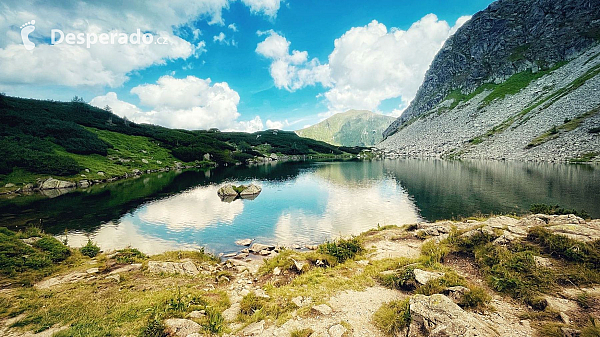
[
  {"x1": 242, "y1": 320, "x2": 265, "y2": 336},
  {"x1": 187, "y1": 310, "x2": 206, "y2": 319},
  {"x1": 222, "y1": 302, "x2": 240, "y2": 321},
  {"x1": 328, "y1": 324, "x2": 347, "y2": 337},
  {"x1": 86, "y1": 268, "x2": 99, "y2": 274},
  {"x1": 311, "y1": 304, "x2": 332, "y2": 316},
  {"x1": 413, "y1": 269, "x2": 445, "y2": 285},
  {"x1": 142, "y1": 159, "x2": 149, "y2": 164},
  {"x1": 293, "y1": 259, "x2": 305, "y2": 272},
  {"x1": 561, "y1": 327, "x2": 581, "y2": 337},
  {"x1": 223, "y1": 253, "x2": 237, "y2": 258},
  {"x1": 255, "y1": 289, "x2": 270, "y2": 299},
  {"x1": 164, "y1": 318, "x2": 201, "y2": 337},
  {"x1": 292, "y1": 296, "x2": 304, "y2": 307},
  {"x1": 534, "y1": 256, "x2": 553, "y2": 268},
  {"x1": 235, "y1": 239, "x2": 253, "y2": 246},
  {"x1": 106, "y1": 274, "x2": 120, "y2": 283},
  {"x1": 249, "y1": 243, "x2": 275, "y2": 253},
  {"x1": 273, "y1": 267, "x2": 281, "y2": 276},
  {"x1": 559, "y1": 312, "x2": 570, "y2": 325}
]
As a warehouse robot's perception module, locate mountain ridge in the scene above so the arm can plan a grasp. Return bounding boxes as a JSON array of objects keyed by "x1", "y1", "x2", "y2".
[
  {"x1": 296, "y1": 110, "x2": 395, "y2": 147},
  {"x1": 383, "y1": 0, "x2": 600, "y2": 139},
  {"x1": 379, "y1": 0, "x2": 600, "y2": 162}
]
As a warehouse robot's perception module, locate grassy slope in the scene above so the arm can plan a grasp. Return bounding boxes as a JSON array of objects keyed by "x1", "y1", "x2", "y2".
[
  {"x1": 296, "y1": 110, "x2": 396, "y2": 146},
  {"x1": 0, "y1": 95, "x2": 354, "y2": 189}
]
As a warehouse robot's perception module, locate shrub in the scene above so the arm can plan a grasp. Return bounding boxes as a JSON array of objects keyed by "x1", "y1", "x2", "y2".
[
  {"x1": 421, "y1": 240, "x2": 449, "y2": 265},
  {"x1": 529, "y1": 204, "x2": 589, "y2": 218},
  {"x1": 290, "y1": 328, "x2": 314, "y2": 337},
  {"x1": 114, "y1": 248, "x2": 146, "y2": 264},
  {"x1": 460, "y1": 286, "x2": 491, "y2": 309},
  {"x1": 582, "y1": 317, "x2": 600, "y2": 337},
  {"x1": 527, "y1": 227, "x2": 600, "y2": 268},
  {"x1": 378, "y1": 265, "x2": 418, "y2": 291},
  {"x1": 373, "y1": 299, "x2": 411, "y2": 336},
  {"x1": 318, "y1": 237, "x2": 363, "y2": 264},
  {"x1": 34, "y1": 237, "x2": 70, "y2": 262},
  {"x1": 416, "y1": 271, "x2": 466, "y2": 296},
  {"x1": 139, "y1": 318, "x2": 166, "y2": 337},
  {"x1": 474, "y1": 243, "x2": 553, "y2": 301},
  {"x1": 239, "y1": 293, "x2": 266, "y2": 316},
  {"x1": 80, "y1": 240, "x2": 100, "y2": 258},
  {"x1": 203, "y1": 307, "x2": 225, "y2": 334}
]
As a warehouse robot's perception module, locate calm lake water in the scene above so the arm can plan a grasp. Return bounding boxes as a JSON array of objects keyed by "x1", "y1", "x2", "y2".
[{"x1": 1, "y1": 159, "x2": 599, "y2": 255}]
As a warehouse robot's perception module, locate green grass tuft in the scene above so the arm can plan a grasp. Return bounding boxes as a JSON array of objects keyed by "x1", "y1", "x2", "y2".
[
  {"x1": 80, "y1": 240, "x2": 100, "y2": 258},
  {"x1": 373, "y1": 298, "x2": 411, "y2": 336}
]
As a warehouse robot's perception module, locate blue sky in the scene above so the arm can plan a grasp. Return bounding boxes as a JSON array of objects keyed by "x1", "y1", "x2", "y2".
[{"x1": 0, "y1": 0, "x2": 494, "y2": 131}]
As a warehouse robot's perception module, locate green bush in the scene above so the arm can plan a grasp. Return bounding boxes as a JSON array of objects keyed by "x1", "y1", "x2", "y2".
[
  {"x1": 527, "y1": 227, "x2": 600, "y2": 267},
  {"x1": 139, "y1": 318, "x2": 167, "y2": 337},
  {"x1": 34, "y1": 236, "x2": 70, "y2": 262},
  {"x1": 318, "y1": 237, "x2": 363, "y2": 264},
  {"x1": 203, "y1": 307, "x2": 225, "y2": 334},
  {"x1": 290, "y1": 328, "x2": 314, "y2": 337},
  {"x1": 582, "y1": 317, "x2": 600, "y2": 337},
  {"x1": 114, "y1": 248, "x2": 146, "y2": 264},
  {"x1": 80, "y1": 240, "x2": 100, "y2": 258},
  {"x1": 378, "y1": 265, "x2": 418, "y2": 291},
  {"x1": 373, "y1": 299, "x2": 411, "y2": 336},
  {"x1": 416, "y1": 271, "x2": 466, "y2": 296},
  {"x1": 529, "y1": 204, "x2": 589, "y2": 218},
  {"x1": 421, "y1": 240, "x2": 449, "y2": 265},
  {"x1": 460, "y1": 286, "x2": 491, "y2": 309},
  {"x1": 239, "y1": 293, "x2": 266, "y2": 316},
  {"x1": 474, "y1": 243, "x2": 553, "y2": 301}
]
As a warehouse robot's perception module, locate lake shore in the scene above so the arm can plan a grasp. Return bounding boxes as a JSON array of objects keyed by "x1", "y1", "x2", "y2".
[{"x1": 1, "y1": 213, "x2": 599, "y2": 337}]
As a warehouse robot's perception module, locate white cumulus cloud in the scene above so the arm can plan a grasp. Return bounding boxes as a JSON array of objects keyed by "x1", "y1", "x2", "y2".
[
  {"x1": 256, "y1": 14, "x2": 471, "y2": 115},
  {"x1": 0, "y1": 0, "x2": 281, "y2": 90},
  {"x1": 255, "y1": 30, "x2": 331, "y2": 91},
  {"x1": 91, "y1": 75, "x2": 283, "y2": 132},
  {"x1": 240, "y1": 0, "x2": 281, "y2": 18}
]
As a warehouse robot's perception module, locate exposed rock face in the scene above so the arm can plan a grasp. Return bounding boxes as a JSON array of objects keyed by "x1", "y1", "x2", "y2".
[
  {"x1": 380, "y1": 0, "x2": 600, "y2": 162},
  {"x1": 147, "y1": 260, "x2": 199, "y2": 275},
  {"x1": 408, "y1": 294, "x2": 498, "y2": 337},
  {"x1": 163, "y1": 318, "x2": 201, "y2": 337},
  {"x1": 413, "y1": 269, "x2": 445, "y2": 285},
  {"x1": 384, "y1": 0, "x2": 600, "y2": 136}
]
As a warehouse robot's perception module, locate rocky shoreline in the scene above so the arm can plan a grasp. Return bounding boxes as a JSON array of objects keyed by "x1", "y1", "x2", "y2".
[{"x1": 1, "y1": 213, "x2": 599, "y2": 336}]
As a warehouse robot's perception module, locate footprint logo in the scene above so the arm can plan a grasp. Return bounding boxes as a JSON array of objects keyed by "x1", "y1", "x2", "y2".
[{"x1": 20, "y1": 20, "x2": 36, "y2": 51}]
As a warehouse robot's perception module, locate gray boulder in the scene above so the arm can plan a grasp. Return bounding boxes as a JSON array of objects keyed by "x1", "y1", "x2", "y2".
[
  {"x1": 408, "y1": 294, "x2": 498, "y2": 337},
  {"x1": 39, "y1": 177, "x2": 76, "y2": 190},
  {"x1": 163, "y1": 318, "x2": 201, "y2": 337},
  {"x1": 147, "y1": 260, "x2": 199, "y2": 276},
  {"x1": 217, "y1": 184, "x2": 238, "y2": 197}
]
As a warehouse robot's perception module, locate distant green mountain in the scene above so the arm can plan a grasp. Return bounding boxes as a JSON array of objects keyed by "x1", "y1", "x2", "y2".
[{"x1": 296, "y1": 110, "x2": 396, "y2": 146}]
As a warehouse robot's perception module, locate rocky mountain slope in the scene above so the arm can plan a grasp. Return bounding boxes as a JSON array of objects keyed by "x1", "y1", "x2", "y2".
[
  {"x1": 296, "y1": 110, "x2": 395, "y2": 147},
  {"x1": 380, "y1": 0, "x2": 600, "y2": 162}
]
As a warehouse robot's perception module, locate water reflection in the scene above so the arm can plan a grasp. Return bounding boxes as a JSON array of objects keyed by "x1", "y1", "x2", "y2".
[{"x1": 1, "y1": 159, "x2": 598, "y2": 255}]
